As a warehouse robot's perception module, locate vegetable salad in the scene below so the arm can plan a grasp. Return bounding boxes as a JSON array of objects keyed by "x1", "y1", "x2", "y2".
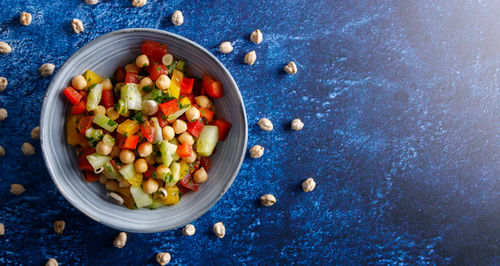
[{"x1": 64, "y1": 40, "x2": 231, "y2": 209}]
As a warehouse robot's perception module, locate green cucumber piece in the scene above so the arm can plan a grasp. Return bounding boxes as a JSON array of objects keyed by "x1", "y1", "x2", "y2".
[
  {"x1": 118, "y1": 163, "x2": 136, "y2": 180},
  {"x1": 130, "y1": 186, "x2": 153, "y2": 208},
  {"x1": 120, "y1": 83, "x2": 142, "y2": 111},
  {"x1": 167, "y1": 162, "x2": 181, "y2": 187},
  {"x1": 92, "y1": 114, "x2": 118, "y2": 132},
  {"x1": 86, "y1": 153, "x2": 111, "y2": 171},
  {"x1": 86, "y1": 84, "x2": 103, "y2": 111},
  {"x1": 159, "y1": 140, "x2": 177, "y2": 167},
  {"x1": 196, "y1": 125, "x2": 219, "y2": 156},
  {"x1": 151, "y1": 117, "x2": 163, "y2": 144},
  {"x1": 103, "y1": 162, "x2": 122, "y2": 180},
  {"x1": 166, "y1": 107, "x2": 189, "y2": 122}
]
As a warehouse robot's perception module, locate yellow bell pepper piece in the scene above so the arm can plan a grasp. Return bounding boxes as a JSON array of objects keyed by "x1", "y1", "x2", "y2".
[
  {"x1": 117, "y1": 119, "x2": 140, "y2": 137},
  {"x1": 179, "y1": 96, "x2": 191, "y2": 108},
  {"x1": 168, "y1": 69, "x2": 183, "y2": 99},
  {"x1": 179, "y1": 161, "x2": 190, "y2": 179},
  {"x1": 67, "y1": 115, "x2": 89, "y2": 148},
  {"x1": 84, "y1": 70, "x2": 103, "y2": 87},
  {"x1": 128, "y1": 173, "x2": 143, "y2": 187},
  {"x1": 163, "y1": 185, "x2": 180, "y2": 205}
]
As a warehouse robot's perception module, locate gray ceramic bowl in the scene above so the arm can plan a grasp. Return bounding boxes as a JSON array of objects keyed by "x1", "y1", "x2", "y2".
[{"x1": 40, "y1": 28, "x2": 247, "y2": 233}]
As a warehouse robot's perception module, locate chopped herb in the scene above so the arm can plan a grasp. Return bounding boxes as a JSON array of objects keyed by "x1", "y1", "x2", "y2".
[
  {"x1": 157, "y1": 67, "x2": 161, "y2": 72},
  {"x1": 132, "y1": 112, "x2": 145, "y2": 124},
  {"x1": 152, "y1": 171, "x2": 157, "y2": 179},
  {"x1": 107, "y1": 120, "x2": 117, "y2": 126},
  {"x1": 162, "y1": 172, "x2": 172, "y2": 182},
  {"x1": 161, "y1": 115, "x2": 167, "y2": 120},
  {"x1": 142, "y1": 85, "x2": 152, "y2": 92},
  {"x1": 123, "y1": 132, "x2": 128, "y2": 137},
  {"x1": 168, "y1": 61, "x2": 178, "y2": 75}
]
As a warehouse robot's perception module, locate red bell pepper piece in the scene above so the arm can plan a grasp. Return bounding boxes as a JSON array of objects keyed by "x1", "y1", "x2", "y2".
[
  {"x1": 63, "y1": 86, "x2": 83, "y2": 105},
  {"x1": 200, "y1": 157, "x2": 212, "y2": 171},
  {"x1": 202, "y1": 75, "x2": 223, "y2": 98},
  {"x1": 143, "y1": 166, "x2": 156, "y2": 179},
  {"x1": 101, "y1": 90, "x2": 114, "y2": 108},
  {"x1": 147, "y1": 63, "x2": 169, "y2": 81},
  {"x1": 179, "y1": 173, "x2": 200, "y2": 191},
  {"x1": 159, "y1": 99, "x2": 180, "y2": 116},
  {"x1": 187, "y1": 119, "x2": 204, "y2": 138},
  {"x1": 124, "y1": 72, "x2": 139, "y2": 84},
  {"x1": 141, "y1": 40, "x2": 167, "y2": 61},
  {"x1": 140, "y1": 121, "x2": 155, "y2": 143},
  {"x1": 77, "y1": 115, "x2": 94, "y2": 135},
  {"x1": 199, "y1": 108, "x2": 215, "y2": 122},
  {"x1": 180, "y1": 77, "x2": 194, "y2": 95},
  {"x1": 179, "y1": 185, "x2": 190, "y2": 195},
  {"x1": 116, "y1": 134, "x2": 127, "y2": 149},
  {"x1": 176, "y1": 143, "x2": 193, "y2": 158},
  {"x1": 85, "y1": 171, "x2": 99, "y2": 182},
  {"x1": 153, "y1": 112, "x2": 168, "y2": 128},
  {"x1": 123, "y1": 135, "x2": 139, "y2": 150},
  {"x1": 78, "y1": 148, "x2": 96, "y2": 171},
  {"x1": 71, "y1": 101, "x2": 86, "y2": 115},
  {"x1": 214, "y1": 119, "x2": 232, "y2": 141},
  {"x1": 190, "y1": 159, "x2": 201, "y2": 174},
  {"x1": 114, "y1": 67, "x2": 125, "y2": 83}
]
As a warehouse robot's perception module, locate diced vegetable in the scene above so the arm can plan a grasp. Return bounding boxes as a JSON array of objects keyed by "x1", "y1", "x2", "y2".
[
  {"x1": 78, "y1": 149, "x2": 96, "y2": 171},
  {"x1": 147, "y1": 64, "x2": 169, "y2": 81},
  {"x1": 85, "y1": 171, "x2": 99, "y2": 182},
  {"x1": 159, "y1": 99, "x2": 180, "y2": 116},
  {"x1": 128, "y1": 173, "x2": 143, "y2": 187},
  {"x1": 125, "y1": 72, "x2": 139, "y2": 84},
  {"x1": 120, "y1": 83, "x2": 142, "y2": 110},
  {"x1": 179, "y1": 96, "x2": 191, "y2": 108},
  {"x1": 123, "y1": 135, "x2": 139, "y2": 149},
  {"x1": 202, "y1": 74, "x2": 223, "y2": 98},
  {"x1": 167, "y1": 107, "x2": 189, "y2": 122},
  {"x1": 141, "y1": 40, "x2": 167, "y2": 61},
  {"x1": 187, "y1": 119, "x2": 204, "y2": 138},
  {"x1": 67, "y1": 115, "x2": 88, "y2": 147},
  {"x1": 85, "y1": 127, "x2": 104, "y2": 147},
  {"x1": 77, "y1": 115, "x2": 94, "y2": 135},
  {"x1": 196, "y1": 125, "x2": 219, "y2": 157},
  {"x1": 179, "y1": 173, "x2": 200, "y2": 192},
  {"x1": 180, "y1": 77, "x2": 194, "y2": 95},
  {"x1": 179, "y1": 161, "x2": 190, "y2": 180},
  {"x1": 159, "y1": 140, "x2": 177, "y2": 167},
  {"x1": 117, "y1": 99, "x2": 127, "y2": 115},
  {"x1": 168, "y1": 69, "x2": 183, "y2": 99},
  {"x1": 86, "y1": 84, "x2": 103, "y2": 111},
  {"x1": 103, "y1": 134, "x2": 115, "y2": 146},
  {"x1": 163, "y1": 186, "x2": 180, "y2": 205},
  {"x1": 176, "y1": 143, "x2": 193, "y2": 158},
  {"x1": 86, "y1": 153, "x2": 111, "y2": 171},
  {"x1": 117, "y1": 119, "x2": 140, "y2": 137},
  {"x1": 130, "y1": 185, "x2": 153, "y2": 208},
  {"x1": 214, "y1": 119, "x2": 232, "y2": 141},
  {"x1": 101, "y1": 90, "x2": 114, "y2": 108},
  {"x1": 103, "y1": 162, "x2": 122, "y2": 180},
  {"x1": 119, "y1": 163, "x2": 136, "y2": 180},
  {"x1": 149, "y1": 198, "x2": 166, "y2": 209},
  {"x1": 114, "y1": 67, "x2": 125, "y2": 83},
  {"x1": 199, "y1": 107, "x2": 215, "y2": 122},
  {"x1": 167, "y1": 162, "x2": 181, "y2": 187},
  {"x1": 176, "y1": 60, "x2": 186, "y2": 71},
  {"x1": 71, "y1": 101, "x2": 86, "y2": 115},
  {"x1": 63, "y1": 86, "x2": 83, "y2": 105},
  {"x1": 92, "y1": 114, "x2": 118, "y2": 132},
  {"x1": 150, "y1": 117, "x2": 163, "y2": 144},
  {"x1": 84, "y1": 70, "x2": 103, "y2": 86},
  {"x1": 140, "y1": 121, "x2": 155, "y2": 143}
]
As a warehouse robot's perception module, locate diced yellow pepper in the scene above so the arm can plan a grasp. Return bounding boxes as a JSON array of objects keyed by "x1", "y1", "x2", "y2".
[
  {"x1": 168, "y1": 69, "x2": 183, "y2": 99},
  {"x1": 67, "y1": 115, "x2": 89, "y2": 148},
  {"x1": 163, "y1": 185, "x2": 180, "y2": 205},
  {"x1": 179, "y1": 161, "x2": 190, "y2": 179},
  {"x1": 84, "y1": 70, "x2": 103, "y2": 87},
  {"x1": 179, "y1": 96, "x2": 191, "y2": 108},
  {"x1": 117, "y1": 119, "x2": 140, "y2": 136},
  {"x1": 118, "y1": 186, "x2": 131, "y2": 197},
  {"x1": 128, "y1": 173, "x2": 143, "y2": 187}
]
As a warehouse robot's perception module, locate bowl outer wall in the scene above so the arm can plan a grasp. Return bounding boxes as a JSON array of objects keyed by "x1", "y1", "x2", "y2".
[{"x1": 40, "y1": 28, "x2": 248, "y2": 233}]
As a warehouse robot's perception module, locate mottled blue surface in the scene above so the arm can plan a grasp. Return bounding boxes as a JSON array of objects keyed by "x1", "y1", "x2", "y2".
[{"x1": 0, "y1": 0, "x2": 499, "y2": 265}]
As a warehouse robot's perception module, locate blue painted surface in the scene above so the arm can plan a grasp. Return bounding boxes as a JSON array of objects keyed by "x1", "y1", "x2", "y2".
[{"x1": 0, "y1": 0, "x2": 498, "y2": 265}]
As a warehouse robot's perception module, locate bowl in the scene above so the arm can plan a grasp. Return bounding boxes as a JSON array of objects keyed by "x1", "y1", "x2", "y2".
[{"x1": 40, "y1": 28, "x2": 247, "y2": 233}]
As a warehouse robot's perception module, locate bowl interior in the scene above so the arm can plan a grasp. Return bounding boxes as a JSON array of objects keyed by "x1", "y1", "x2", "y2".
[{"x1": 40, "y1": 29, "x2": 247, "y2": 233}]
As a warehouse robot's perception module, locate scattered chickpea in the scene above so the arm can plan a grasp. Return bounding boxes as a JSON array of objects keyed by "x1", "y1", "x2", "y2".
[
  {"x1": 0, "y1": 108, "x2": 7, "y2": 121},
  {"x1": 131, "y1": 0, "x2": 147, "y2": 7},
  {"x1": 20, "y1": 11, "x2": 32, "y2": 26},
  {"x1": 182, "y1": 151, "x2": 197, "y2": 164},
  {"x1": 157, "y1": 252, "x2": 171, "y2": 265},
  {"x1": 53, "y1": 220, "x2": 66, "y2": 234},
  {"x1": 105, "y1": 180, "x2": 119, "y2": 192},
  {"x1": 85, "y1": 0, "x2": 99, "y2": 5},
  {"x1": 218, "y1": 41, "x2": 233, "y2": 54},
  {"x1": 193, "y1": 167, "x2": 208, "y2": 183},
  {"x1": 0, "y1": 145, "x2": 5, "y2": 156},
  {"x1": 260, "y1": 194, "x2": 277, "y2": 206},
  {"x1": 137, "y1": 142, "x2": 153, "y2": 157},
  {"x1": 162, "y1": 126, "x2": 175, "y2": 140},
  {"x1": 113, "y1": 232, "x2": 127, "y2": 248},
  {"x1": 182, "y1": 224, "x2": 196, "y2": 236},
  {"x1": 171, "y1": 10, "x2": 184, "y2": 26},
  {"x1": 102, "y1": 79, "x2": 112, "y2": 91},
  {"x1": 139, "y1": 77, "x2": 153, "y2": 90},
  {"x1": 45, "y1": 258, "x2": 58, "y2": 266},
  {"x1": 257, "y1": 118, "x2": 273, "y2": 131},
  {"x1": 213, "y1": 222, "x2": 225, "y2": 238},
  {"x1": 302, "y1": 177, "x2": 316, "y2": 192},
  {"x1": 119, "y1": 149, "x2": 135, "y2": 164},
  {"x1": 0, "y1": 77, "x2": 7, "y2": 92},
  {"x1": 291, "y1": 118, "x2": 304, "y2": 131},
  {"x1": 98, "y1": 175, "x2": 108, "y2": 184},
  {"x1": 284, "y1": 61, "x2": 297, "y2": 75},
  {"x1": 194, "y1": 95, "x2": 210, "y2": 109},
  {"x1": 31, "y1": 126, "x2": 40, "y2": 140},
  {"x1": 134, "y1": 158, "x2": 148, "y2": 173},
  {"x1": 10, "y1": 184, "x2": 25, "y2": 195},
  {"x1": 143, "y1": 178, "x2": 159, "y2": 194},
  {"x1": 125, "y1": 63, "x2": 140, "y2": 73},
  {"x1": 172, "y1": 120, "x2": 187, "y2": 134},
  {"x1": 106, "y1": 108, "x2": 119, "y2": 120},
  {"x1": 185, "y1": 106, "x2": 200, "y2": 121},
  {"x1": 71, "y1": 18, "x2": 84, "y2": 34},
  {"x1": 250, "y1": 29, "x2": 263, "y2": 44},
  {"x1": 177, "y1": 132, "x2": 194, "y2": 145},
  {"x1": 96, "y1": 141, "x2": 112, "y2": 155},
  {"x1": 244, "y1": 50, "x2": 256, "y2": 65},
  {"x1": 0, "y1": 222, "x2": 4, "y2": 235},
  {"x1": 156, "y1": 165, "x2": 171, "y2": 180},
  {"x1": 39, "y1": 63, "x2": 55, "y2": 77},
  {"x1": 22, "y1": 142, "x2": 35, "y2": 155},
  {"x1": 249, "y1": 145, "x2": 264, "y2": 158},
  {"x1": 0, "y1": 42, "x2": 12, "y2": 54},
  {"x1": 136, "y1": 54, "x2": 150, "y2": 68},
  {"x1": 107, "y1": 192, "x2": 124, "y2": 205},
  {"x1": 156, "y1": 75, "x2": 171, "y2": 90},
  {"x1": 95, "y1": 105, "x2": 106, "y2": 115},
  {"x1": 72, "y1": 75, "x2": 87, "y2": 90},
  {"x1": 162, "y1": 54, "x2": 173, "y2": 66}
]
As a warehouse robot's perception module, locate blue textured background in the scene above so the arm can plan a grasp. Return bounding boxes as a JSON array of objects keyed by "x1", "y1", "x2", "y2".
[{"x1": 0, "y1": 0, "x2": 499, "y2": 265}]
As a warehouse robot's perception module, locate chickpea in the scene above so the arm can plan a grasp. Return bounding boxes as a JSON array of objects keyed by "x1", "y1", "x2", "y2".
[
  {"x1": 194, "y1": 95, "x2": 210, "y2": 109},
  {"x1": 193, "y1": 167, "x2": 208, "y2": 183},
  {"x1": 182, "y1": 151, "x2": 197, "y2": 164},
  {"x1": 172, "y1": 119, "x2": 187, "y2": 134},
  {"x1": 139, "y1": 77, "x2": 153, "y2": 90},
  {"x1": 119, "y1": 149, "x2": 135, "y2": 164},
  {"x1": 95, "y1": 105, "x2": 106, "y2": 115},
  {"x1": 105, "y1": 180, "x2": 119, "y2": 192},
  {"x1": 102, "y1": 79, "x2": 112, "y2": 91},
  {"x1": 162, "y1": 126, "x2": 175, "y2": 140},
  {"x1": 137, "y1": 142, "x2": 153, "y2": 157},
  {"x1": 96, "y1": 141, "x2": 112, "y2": 155},
  {"x1": 106, "y1": 107, "x2": 119, "y2": 120},
  {"x1": 110, "y1": 146, "x2": 120, "y2": 158},
  {"x1": 134, "y1": 158, "x2": 148, "y2": 173},
  {"x1": 143, "y1": 178, "x2": 159, "y2": 194},
  {"x1": 155, "y1": 75, "x2": 171, "y2": 91},
  {"x1": 177, "y1": 132, "x2": 194, "y2": 145},
  {"x1": 185, "y1": 106, "x2": 200, "y2": 121},
  {"x1": 72, "y1": 75, "x2": 87, "y2": 90},
  {"x1": 156, "y1": 165, "x2": 171, "y2": 180},
  {"x1": 125, "y1": 63, "x2": 140, "y2": 73},
  {"x1": 136, "y1": 54, "x2": 150, "y2": 68}
]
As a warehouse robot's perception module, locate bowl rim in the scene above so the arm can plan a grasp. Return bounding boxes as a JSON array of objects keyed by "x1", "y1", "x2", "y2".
[{"x1": 40, "y1": 28, "x2": 248, "y2": 233}]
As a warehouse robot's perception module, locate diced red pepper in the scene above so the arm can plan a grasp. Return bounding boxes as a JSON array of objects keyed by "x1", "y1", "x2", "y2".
[
  {"x1": 63, "y1": 86, "x2": 83, "y2": 105},
  {"x1": 141, "y1": 40, "x2": 168, "y2": 61},
  {"x1": 79, "y1": 89, "x2": 87, "y2": 98},
  {"x1": 71, "y1": 101, "x2": 86, "y2": 115},
  {"x1": 147, "y1": 63, "x2": 169, "y2": 81},
  {"x1": 116, "y1": 134, "x2": 127, "y2": 149},
  {"x1": 214, "y1": 119, "x2": 232, "y2": 141},
  {"x1": 190, "y1": 160, "x2": 201, "y2": 174},
  {"x1": 176, "y1": 143, "x2": 193, "y2": 158},
  {"x1": 85, "y1": 171, "x2": 99, "y2": 182},
  {"x1": 187, "y1": 119, "x2": 204, "y2": 138},
  {"x1": 123, "y1": 135, "x2": 139, "y2": 150},
  {"x1": 77, "y1": 115, "x2": 94, "y2": 135},
  {"x1": 153, "y1": 112, "x2": 168, "y2": 128},
  {"x1": 143, "y1": 166, "x2": 156, "y2": 179},
  {"x1": 114, "y1": 67, "x2": 125, "y2": 82},
  {"x1": 179, "y1": 185, "x2": 190, "y2": 195},
  {"x1": 78, "y1": 148, "x2": 96, "y2": 171},
  {"x1": 180, "y1": 77, "x2": 194, "y2": 95},
  {"x1": 140, "y1": 121, "x2": 155, "y2": 143},
  {"x1": 124, "y1": 72, "x2": 139, "y2": 84},
  {"x1": 179, "y1": 173, "x2": 200, "y2": 191},
  {"x1": 200, "y1": 157, "x2": 212, "y2": 171},
  {"x1": 202, "y1": 75, "x2": 223, "y2": 98},
  {"x1": 101, "y1": 90, "x2": 114, "y2": 108},
  {"x1": 159, "y1": 99, "x2": 180, "y2": 116},
  {"x1": 199, "y1": 108, "x2": 215, "y2": 122}
]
